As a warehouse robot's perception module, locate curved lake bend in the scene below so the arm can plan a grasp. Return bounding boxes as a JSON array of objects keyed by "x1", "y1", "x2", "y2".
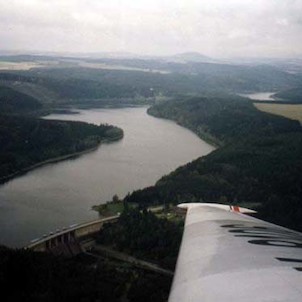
[{"x1": 0, "y1": 107, "x2": 214, "y2": 247}]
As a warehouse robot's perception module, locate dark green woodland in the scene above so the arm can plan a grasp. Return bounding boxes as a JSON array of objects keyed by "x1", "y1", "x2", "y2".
[
  {"x1": 1, "y1": 55, "x2": 302, "y2": 301},
  {"x1": 97, "y1": 207, "x2": 184, "y2": 270},
  {"x1": 0, "y1": 82, "x2": 123, "y2": 181},
  {"x1": 0, "y1": 245, "x2": 172, "y2": 302},
  {"x1": 126, "y1": 96, "x2": 302, "y2": 231}
]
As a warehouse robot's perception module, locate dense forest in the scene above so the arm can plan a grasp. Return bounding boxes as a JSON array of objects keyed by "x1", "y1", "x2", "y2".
[
  {"x1": 1, "y1": 53, "x2": 301, "y2": 109},
  {"x1": 0, "y1": 85, "x2": 43, "y2": 114},
  {"x1": 148, "y1": 95, "x2": 300, "y2": 146},
  {"x1": 125, "y1": 96, "x2": 302, "y2": 231},
  {"x1": 0, "y1": 80, "x2": 123, "y2": 181},
  {"x1": 274, "y1": 86, "x2": 302, "y2": 103},
  {"x1": 97, "y1": 207, "x2": 184, "y2": 270},
  {"x1": 0, "y1": 245, "x2": 172, "y2": 302},
  {"x1": 0, "y1": 115, "x2": 123, "y2": 180},
  {"x1": 1, "y1": 56, "x2": 302, "y2": 300},
  {"x1": 20, "y1": 64, "x2": 301, "y2": 97}
]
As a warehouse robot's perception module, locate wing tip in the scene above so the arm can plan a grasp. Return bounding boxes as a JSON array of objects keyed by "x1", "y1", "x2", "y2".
[{"x1": 178, "y1": 202, "x2": 257, "y2": 214}]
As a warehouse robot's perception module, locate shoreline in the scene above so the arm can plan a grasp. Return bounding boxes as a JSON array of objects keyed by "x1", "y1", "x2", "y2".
[
  {"x1": 0, "y1": 133, "x2": 123, "y2": 185},
  {"x1": 146, "y1": 108, "x2": 220, "y2": 149},
  {"x1": 0, "y1": 146, "x2": 99, "y2": 184}
]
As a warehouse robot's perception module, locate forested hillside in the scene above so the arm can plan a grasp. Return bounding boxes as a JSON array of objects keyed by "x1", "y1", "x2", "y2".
[
  {"x1": 274, "y1": 86, "x2": 302, "y2": 103},
  {"x1": 19, "y1": 64, "x2": 301, "y2": 97},
  {"x1": 148, "y1": 96, "x2": 299, "y2": 146},
  {"x1": 0, "y1": 69, "x2": 124, "y2": 182},
  {"x1": 0, "y1": 85, "x2": 42, "y2": 113},
  {"x1": 0, "y1": 116, "x2": 123, "y2": 180},
  {"x1": 0, "y1": 245, "x2": 171, "y2": 302},
  {"x1": 97, "y1": 207, "x2": 183, "y2": 270},
  {"x1": 126, "y1": 96, "x2": 302, "y2": 231},
  {"x1": 86, "y1": 58, "x2": 299, "y2": 90},
  {"x1": 0, "y1": 54, "x2": 301, "y2": 108}
]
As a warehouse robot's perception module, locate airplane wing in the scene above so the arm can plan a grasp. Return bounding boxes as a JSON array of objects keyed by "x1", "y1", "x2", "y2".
[{"x1": 169, "y1": 203, "x2": 302, "y2": 302}]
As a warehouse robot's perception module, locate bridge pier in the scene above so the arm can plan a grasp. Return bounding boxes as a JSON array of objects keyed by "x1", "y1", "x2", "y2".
[{"x1": 26, "y1": 216, "x2": 119, "y2": 256}]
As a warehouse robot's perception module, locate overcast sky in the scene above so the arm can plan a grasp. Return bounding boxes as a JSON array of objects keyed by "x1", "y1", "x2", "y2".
[{"x1": 1, "y1": 0, "x2": 302, "y2": 58}]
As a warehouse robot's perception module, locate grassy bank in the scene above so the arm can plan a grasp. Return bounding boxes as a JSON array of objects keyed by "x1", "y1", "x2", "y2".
[{"x1": 254, "y1": 103, "x2": 302, "y2": 124}]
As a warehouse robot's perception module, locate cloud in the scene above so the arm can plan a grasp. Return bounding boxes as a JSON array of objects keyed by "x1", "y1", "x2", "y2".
[{"x1": 0, "y1": 0, "x2": 301, "y2": 57}]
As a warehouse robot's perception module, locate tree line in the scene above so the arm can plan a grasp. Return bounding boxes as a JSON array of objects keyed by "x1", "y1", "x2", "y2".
[
  {"x1": 125, "y1": 96, "x2": 302, "y2": 231},
  {"x1": 97, "y1": 207, "x2": 184, "y2": 270}
]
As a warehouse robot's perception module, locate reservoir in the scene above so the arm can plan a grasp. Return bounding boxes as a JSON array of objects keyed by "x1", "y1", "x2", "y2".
[
  {"x1": 239, "y1": 92, "x2": 276, "y2": 101},
  {"x1": 0, "y1": 107, "x2": 214, "y2": 247}
]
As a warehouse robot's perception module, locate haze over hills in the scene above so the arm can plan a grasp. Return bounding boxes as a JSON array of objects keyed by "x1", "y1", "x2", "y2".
[
  {"x1": 2, "y1": 51, "x2": 302, "y2": 79},
  {"x1": 165, "y1": 52, "x2": 221, "y2": 64},
  {"x1": 0, "y1": 64, "x2": 298, "y2": 108},
  {"x1": 2, "y1": 49, "x2": 301, "y2": 64},
  {"x1": 1, "y1": 1, "x2": 302, "y2": 301}
]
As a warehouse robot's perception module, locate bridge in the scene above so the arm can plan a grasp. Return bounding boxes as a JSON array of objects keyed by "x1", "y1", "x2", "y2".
[{"x1": 26, "y1": 215, "x2": 119, "y2": 256}]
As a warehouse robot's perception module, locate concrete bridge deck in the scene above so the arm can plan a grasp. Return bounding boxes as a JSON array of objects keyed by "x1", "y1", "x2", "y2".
[{"x1": 26, "y1": 215, "x2": 119, "y2": 255}]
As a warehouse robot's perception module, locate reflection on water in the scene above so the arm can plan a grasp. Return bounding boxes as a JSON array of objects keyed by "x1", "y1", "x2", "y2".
[
  {"x1": 239, "y1": 92, "x2": 276, "y2": 101},
  {"x1": 0, "y1": 107, "x2": 214, "y2": 247}
]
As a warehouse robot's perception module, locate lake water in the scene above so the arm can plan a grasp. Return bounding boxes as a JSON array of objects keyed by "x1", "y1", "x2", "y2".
[
  {"x1": 0, "y1": 107, "x2": 214, "y2": 247},
  {"x1": 239, "y1": 92, "x2": 276, "y2": 101}
]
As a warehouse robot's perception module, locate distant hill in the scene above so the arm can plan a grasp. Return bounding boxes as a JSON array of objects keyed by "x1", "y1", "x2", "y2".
[
  {"x1": 166, "y1": 52, "x2": 219, "y2": 63},
  {"x1": 0, "y1": 85, "x2": 42, "y2": 114},
  {"x1": 274, "y1": 86, "x2": 302, "y2": 103},
  {"x1": 0, "y1": 63, "x2": 298, "y2": 107},
  {"x1": 0, "y1": 55, "x2": 301, "y2": 106}
]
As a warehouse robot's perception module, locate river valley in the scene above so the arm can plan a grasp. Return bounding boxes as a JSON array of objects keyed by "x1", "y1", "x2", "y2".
[{"x1": 0, "y1": 107, "x2": 214, "y2": 247}]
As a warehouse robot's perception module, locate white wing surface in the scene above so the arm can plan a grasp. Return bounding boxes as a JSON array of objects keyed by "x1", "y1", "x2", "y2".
[{"x1": 169, "y1": 203, "x2": 302, "y2": 302}]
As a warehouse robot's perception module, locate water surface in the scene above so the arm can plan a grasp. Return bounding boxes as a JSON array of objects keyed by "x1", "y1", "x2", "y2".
[
  {"x1": 0, "y1": 107, "x2": 214, "y2": 247},
  {"x1": 239, "y1": 92, "x2": 276, "y2": 101}
]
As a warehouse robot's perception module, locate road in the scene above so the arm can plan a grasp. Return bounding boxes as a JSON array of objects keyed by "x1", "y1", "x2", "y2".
[{"x1": 87, "y1": 244, "x2": 174, "y2": 276}]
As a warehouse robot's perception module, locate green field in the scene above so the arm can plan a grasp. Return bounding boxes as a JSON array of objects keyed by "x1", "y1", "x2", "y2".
[
  {"x1": 0, "y1": 61, "x2": 47, "y2": 70},
  {"x1": 255, "y1": 103, "x2": 302, "y2": 124}
]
